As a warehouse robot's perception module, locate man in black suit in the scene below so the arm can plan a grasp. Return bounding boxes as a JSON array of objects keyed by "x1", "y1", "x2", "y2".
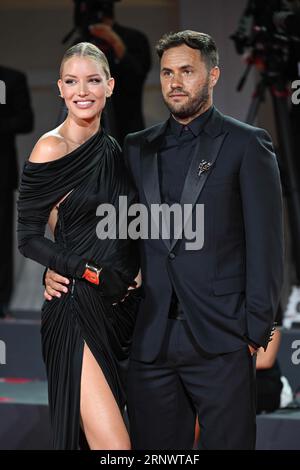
[
  {"x1": 0, "y1": 66, "x2": 34, "y2": 317},
  {"x1": 123, "y1": 30, "x2": 283, "y2": 450},
  {"x1": 44, "y1": 31, "x2": 283, "y2": 450}
]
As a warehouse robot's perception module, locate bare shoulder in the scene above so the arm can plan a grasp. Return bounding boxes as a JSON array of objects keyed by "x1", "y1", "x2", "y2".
[{"x1": 29, "y1": 132, "x2": 69, "y2": 163}]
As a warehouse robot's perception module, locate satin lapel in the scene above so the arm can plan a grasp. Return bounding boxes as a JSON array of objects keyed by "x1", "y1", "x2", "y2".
[
  {"x1": 169, "y1": 130, "x2": 228, "y2": 252},
  {"x1": 141, "y1": 140, "x2": 171, "y2": 250}
]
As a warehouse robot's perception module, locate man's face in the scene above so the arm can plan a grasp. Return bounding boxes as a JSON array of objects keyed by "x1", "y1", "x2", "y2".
[{"x1": 160, "y1": 44, "x2": 219, "y2": 122}]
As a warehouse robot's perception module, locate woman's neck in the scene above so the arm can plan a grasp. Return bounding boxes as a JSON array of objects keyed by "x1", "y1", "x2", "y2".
[{"x1": 61, "y1": 116, "x2": 101, "y2": 146}]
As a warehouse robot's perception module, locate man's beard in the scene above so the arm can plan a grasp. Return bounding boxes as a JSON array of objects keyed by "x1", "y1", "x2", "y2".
[{"x1": 164, "y1": 80, "x2": 210, "y2": 120}]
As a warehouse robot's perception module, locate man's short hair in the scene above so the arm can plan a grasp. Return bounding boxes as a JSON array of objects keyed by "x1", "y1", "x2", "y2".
[{"x1": 156, "y1": 30, "x2": 219, "y2": 70}]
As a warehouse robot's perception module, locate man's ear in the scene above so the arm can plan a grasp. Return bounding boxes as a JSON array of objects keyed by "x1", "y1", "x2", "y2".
[{"x1": 209, "y1": 66, "x2": 220, "y2": 88}]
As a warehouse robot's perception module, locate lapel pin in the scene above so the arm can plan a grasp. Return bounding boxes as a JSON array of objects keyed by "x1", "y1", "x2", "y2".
[{"x1": 197, "y1": 160, "x2": 212, "y2": 177}]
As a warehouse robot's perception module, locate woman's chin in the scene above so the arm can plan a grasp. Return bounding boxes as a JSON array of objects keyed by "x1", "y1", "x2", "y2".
[{"x1": 69, "y1": 107, "x2": 102, "y2": 121}]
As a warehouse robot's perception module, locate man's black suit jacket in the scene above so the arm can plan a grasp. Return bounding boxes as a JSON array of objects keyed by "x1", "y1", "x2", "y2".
[
  {"x1": 0, "y1": 66, "x2": 34, "y2": 190},
  {"x1": 124, "y1": 107, "x2": 284, "y2": 362}
]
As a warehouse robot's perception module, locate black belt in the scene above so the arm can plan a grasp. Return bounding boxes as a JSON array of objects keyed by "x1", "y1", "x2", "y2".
[{"x1": 168, "y1": 301, "x2": 185, "y2": 321}]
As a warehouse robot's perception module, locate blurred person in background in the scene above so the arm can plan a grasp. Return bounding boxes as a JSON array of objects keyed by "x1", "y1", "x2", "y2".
[
  {"x1": 68, "y1": 0, "x2": 151, "y2": 144},
  {"x1": 0, "y1": 65, "x2": 34, "y2": 318}
]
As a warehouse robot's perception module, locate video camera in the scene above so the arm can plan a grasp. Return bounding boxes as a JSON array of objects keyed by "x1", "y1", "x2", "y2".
[
  {"x1": 73, "y1": 0, "x2": 121, "y2": 37},
  {"x1": 231, "y1": 0, "x2": 300, "y2": 80},
  {"x1": 63, "y1": 0, "x2": 121, "y2": 44}
]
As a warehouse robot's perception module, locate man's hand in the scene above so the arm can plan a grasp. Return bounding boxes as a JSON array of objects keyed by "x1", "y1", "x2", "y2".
[
  {"x1": 44, "y1": 269, "x2": 69, "y2": 301},
  {"x1": 89, "y1": 23, "x2": 126, "y2": 59}
]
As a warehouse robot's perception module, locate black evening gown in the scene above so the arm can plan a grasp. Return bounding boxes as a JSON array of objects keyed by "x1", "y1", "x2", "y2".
[{"x1": 17, "y1": 129, "x2": 140, "y2": 449}]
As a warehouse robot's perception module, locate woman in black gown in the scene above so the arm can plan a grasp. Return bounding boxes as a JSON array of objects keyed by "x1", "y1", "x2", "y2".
[{"x1": 17, "y1": 42, "x2": 140, "y2": 450}]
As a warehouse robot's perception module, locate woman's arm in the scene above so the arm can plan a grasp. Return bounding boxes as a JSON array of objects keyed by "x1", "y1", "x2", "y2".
[
  {"x1": 18, "y1": 136, "x2": 134, "y2": 302},
  {"x1": 18, "y1": 137, "x2": 86, "y2": 278}
]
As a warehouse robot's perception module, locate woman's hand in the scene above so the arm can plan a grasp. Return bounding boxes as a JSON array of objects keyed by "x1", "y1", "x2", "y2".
[
  {"x1": 44, "y1": 266, "x2": 140, "y2": 304},
  {"x1": 44, "y1": 269, "x2": 70, "y2": 300}
]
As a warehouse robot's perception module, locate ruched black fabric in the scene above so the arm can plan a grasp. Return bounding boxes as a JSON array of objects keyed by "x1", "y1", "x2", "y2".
[{"x1": 17, "y1": 129, "x2": 140, "y2": 449}]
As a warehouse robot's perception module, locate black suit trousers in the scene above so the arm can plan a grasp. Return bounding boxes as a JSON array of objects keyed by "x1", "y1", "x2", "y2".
[{"x1": 126, "y1": 319, "x2": 257, "y2": 450}]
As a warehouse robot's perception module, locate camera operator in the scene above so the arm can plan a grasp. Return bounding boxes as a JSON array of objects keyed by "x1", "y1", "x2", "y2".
[
  {"x1": 74, "y1": 0, "x2": 151, "y2": 144},
  {"x1": 231, "y1": 0, "x2": 300, "y2": 325}
]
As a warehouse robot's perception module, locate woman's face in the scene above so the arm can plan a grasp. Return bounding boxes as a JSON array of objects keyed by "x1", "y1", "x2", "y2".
[{"x1": 58, "y1": 56, "x2": 114, "y2": 121}]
